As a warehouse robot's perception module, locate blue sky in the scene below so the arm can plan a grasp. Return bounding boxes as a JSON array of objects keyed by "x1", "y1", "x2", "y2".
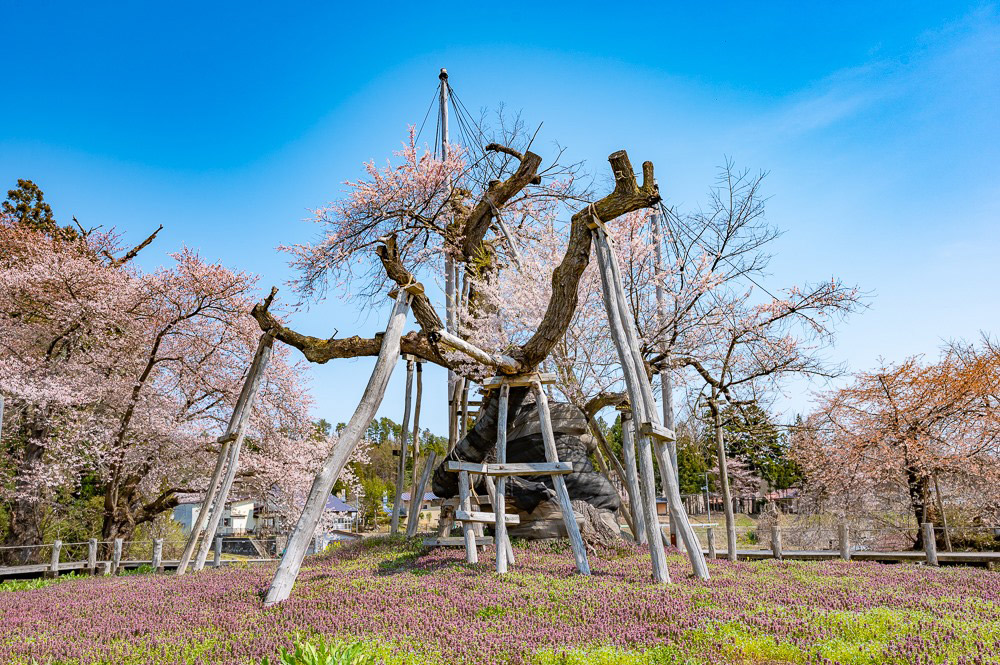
[{"x1": 3, "y1": 3, "x2": 998, "y2": 434}]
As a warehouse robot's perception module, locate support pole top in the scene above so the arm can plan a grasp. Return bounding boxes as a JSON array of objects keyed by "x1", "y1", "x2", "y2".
[{"x1": 439, "y1": 68, "x2": 448, "y2": 81}]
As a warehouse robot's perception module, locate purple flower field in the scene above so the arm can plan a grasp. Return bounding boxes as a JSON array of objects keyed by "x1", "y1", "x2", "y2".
[{"x1": 1, "y1": 538, "x2": 998, "y2": 664}]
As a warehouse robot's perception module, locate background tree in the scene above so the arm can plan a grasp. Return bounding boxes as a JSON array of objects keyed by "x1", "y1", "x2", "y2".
[
  {"x1": 794, "y1": 341, "x2": 1000, "y2": 548},
  {"x1": 2, "y1": 179, "x2": 77, "y2": 241}
]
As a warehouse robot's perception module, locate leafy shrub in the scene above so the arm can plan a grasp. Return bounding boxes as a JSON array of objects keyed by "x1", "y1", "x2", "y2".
[{"x1": 262, "y1": 635, "x2": 374, "y2": 665}]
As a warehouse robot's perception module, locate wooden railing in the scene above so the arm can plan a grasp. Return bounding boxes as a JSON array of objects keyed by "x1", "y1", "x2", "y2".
[{"x1": 0, "y1": 537, "x2": 279, "y2": 578}]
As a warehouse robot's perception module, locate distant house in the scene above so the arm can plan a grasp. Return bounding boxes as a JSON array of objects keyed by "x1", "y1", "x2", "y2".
[
  {"x1": 171, "y1": 496, "x2": 258, "y2": 537},
  {"x1": 400, "y1": 491, "x2": 438, "y2": 513}
]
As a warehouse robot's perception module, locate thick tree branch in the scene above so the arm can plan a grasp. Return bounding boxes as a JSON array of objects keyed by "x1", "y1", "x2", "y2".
[
  {"x1": 520, "y1": 151, "x2": 660, "y2": 368},
  {"x1": 462, "y1": 151, "x2": 543, "y2": 258},
  {"x1": 375, "y1": 234, "x2": 445, "y2": 331}
]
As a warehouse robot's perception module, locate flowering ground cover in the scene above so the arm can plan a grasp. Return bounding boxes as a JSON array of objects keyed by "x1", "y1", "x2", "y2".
[{"x1": 1, "y1": 537, "x2": 998, "y2": 664}]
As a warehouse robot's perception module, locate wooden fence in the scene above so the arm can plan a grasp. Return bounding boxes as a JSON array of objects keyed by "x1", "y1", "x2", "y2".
[{"x1": 0, "y1": 537, "x2": 278, "y2": 579}]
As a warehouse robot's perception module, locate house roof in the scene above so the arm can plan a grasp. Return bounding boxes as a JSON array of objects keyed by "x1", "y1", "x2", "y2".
[
  {"x1": 401, "y1": 491, "x2": 438, "y2": 502},
  {"x1": 324, "y1": 495, "x2": 358, "y2": 513}
]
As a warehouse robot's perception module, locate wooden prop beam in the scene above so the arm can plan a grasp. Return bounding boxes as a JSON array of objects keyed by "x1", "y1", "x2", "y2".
[
  {"x1": 532, "y1": 381, "x2": 591, "y2": 575},
  {"x1": 177, "y1": 328, "x2": 274, "y2": 575},
  {"x1": 620, "y1": 411, "x2": 648, "y2": 545},
  {"x1": 390, "y1": 358, "x2": 415, "y2": 535},
  {"x1": 495, "y1": 383, "x2": 511, "y2": 573},
  {"x1": 405, "y1": 450, "x2": 436, "y2": 538},
  {"x1": 431, "y1": 329, "x2": 519, "y2": 374},
  {"x1": 192, "y1": 331, "x2": 275, "y2": 572},
  {"x1": 264, "y1": 290, "x2": 411, "y2": 606},
  {"x1": 593, "y1": 221, "x2": 710, "y2": 580},
  {"x1": 458, "y1": 470, "x2": 478, "y2": 563}
]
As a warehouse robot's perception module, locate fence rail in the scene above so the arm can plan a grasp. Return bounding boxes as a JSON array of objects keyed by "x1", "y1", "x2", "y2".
[
  {"x1": 0, "y1": 536, "x2": 279, "y2": 579},
  {"x1": 685, "y1": 521, "x2": 1000, "y2": 565}
]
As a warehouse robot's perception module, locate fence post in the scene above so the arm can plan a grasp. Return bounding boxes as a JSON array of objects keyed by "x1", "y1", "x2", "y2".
[
  {"x1": 707, "y1": 526, "x2": 717, "y2": 559},
  {"x1": 838, "y1": 524, "x2": 850, "y2": 561},
  {"x1": 47, "y1": 540, "x2": 62, "y2": 578},
  {"x1": 922, "y1": 522, "x2": 938, "y2": 566},
  {"x1": 87, "y1": 539, "x2": 98, "y2": 575},
  {"x1": 112, "y1": 538, "x2": 123, "y2": 574},
  {"x1": 213, "y1": 536, "x2": 222, "y2": 568},
  {"x1": 152, "y1": 539, "x2": 163, "y2": 572},
  {"x1": 101, "y1": 561, "x2": 112, "y2": 575},
  {"x1": 771, "y1": 525, "x2": 783, "y2": 561}
]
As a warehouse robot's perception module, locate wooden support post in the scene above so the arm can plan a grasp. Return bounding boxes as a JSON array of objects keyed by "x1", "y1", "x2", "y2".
[
  {"x1": 391, "y1": 358, "x2": 415, "y2": 535},
  {"x1": 47, "y1": 540, "x2": 61, "y2": 578},
  {"x1": 264, "y1": 291, "x2": 411, "y2": 606},
  {"x1": 112, "y1": 538, "x2": 122, "y2": 575},
  {"x1": 533, "y1": 381, "x2": 590, "y2": 575},
  {"x1": 923, "y1": 522, "x2": 939, "y2": 566},
  {"x1": 483, "y1": 475, "x2": 515, "y2": 568},
  {"x1": 87, "y1": 539, "x2": 98, "y2": 575},
  {"x1": 620, "y1": 411, "x2": 647, "y2": 545},
  {"x1": 771, "y1": 526, "x2": 783, "y2": 561},
  {"x1": 180, "y1": 328, "x2": 275, "y2": 575},
  {"x1": 194, "y1": 332, "x2": 275, "y2": 572},
  {"x1": 596, "y1": 225, "x2": 710, "y2": 580},
  {"x1": 838, "y1": 524, "x2": 850, "y2": 561},
  {"x1": 101, "y1": 561, "x2": 112, "y2": 575},
  {"x1": 458, "y1": 470, "x2": 478, "y2": 563},
  {"x1": 152, "y1": 539, "x2": 164, "y2": 572},
  {"x1": 707, "y1": 526, "x2": 717, "y2": 559},
  {"x1": 406, "y1": 451, "x2": 437, "y2": 538},
  {"x1": 213, "y1": 536, "x2": 222, "y2": 568},
  {"x1": 592, "y1": 233, "x2": 669, "y2": 582},
  {"x1": 495, "y1": 384, "x2": 511, "y2": 573}
]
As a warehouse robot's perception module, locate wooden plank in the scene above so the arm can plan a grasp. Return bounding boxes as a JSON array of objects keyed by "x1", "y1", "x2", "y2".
[
  {"x1": 487, "y1": 462, "x2": 573, "y2": 476},
  {"x1": 388, "y1": 281, "x2": 426, "y2": 299},
  {"x1": 456, "y1": 510, "x2": 520, "y2": 525},
  {"x1": 444, "y1": 461, "x2": 573, "y2": 476},
  {"x1": 638, "y1": 422, "x2": 676, "y2": 442},
  {"x1": 446, "y1": 461, "x2": 488, "y2": 474},
  {"x1": 264, "y1": 291, "x2": 411, "y2": 607},
  {"x1": 481, "y1": 372, "x2": 557, "y2": 389},
  {"x1": 422, "y1": 537, "x2": 494, "y2": 547}
]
